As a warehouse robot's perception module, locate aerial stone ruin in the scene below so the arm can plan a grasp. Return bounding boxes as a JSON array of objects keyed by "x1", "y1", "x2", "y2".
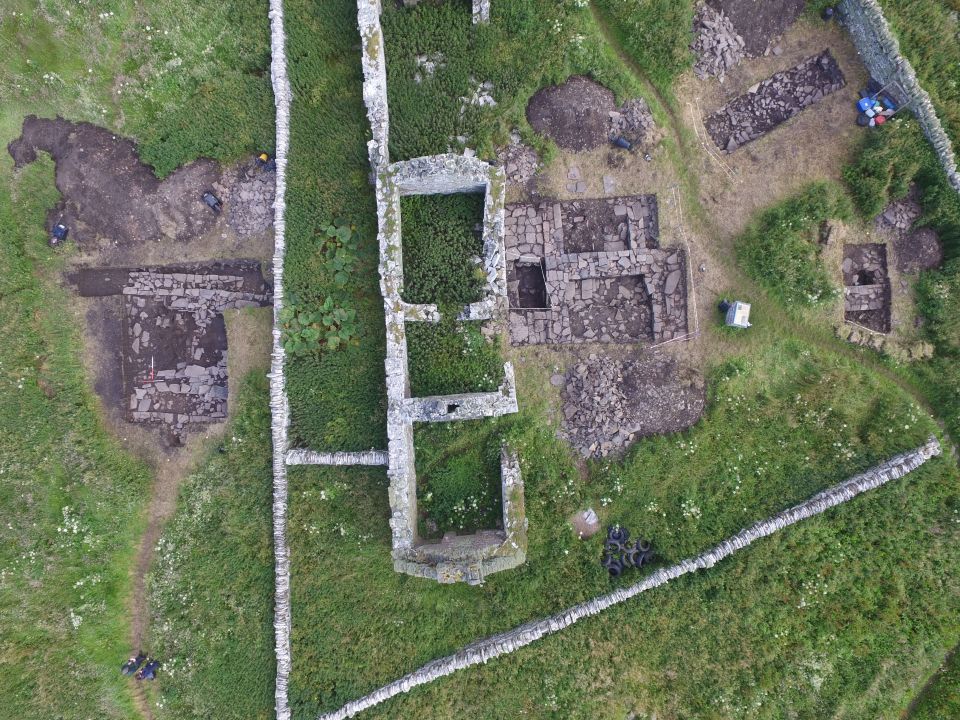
[{"x1": 505, "y1": 196, "x2": 689, "y2": 346}]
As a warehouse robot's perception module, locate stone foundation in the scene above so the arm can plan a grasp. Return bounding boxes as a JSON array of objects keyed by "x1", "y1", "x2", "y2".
[
  {"x1": 504, "y1": 196, "x2": 688, "y2": 345},
  {"x1": 357, "y1": 0, "x2": 525, "y2": 585}
]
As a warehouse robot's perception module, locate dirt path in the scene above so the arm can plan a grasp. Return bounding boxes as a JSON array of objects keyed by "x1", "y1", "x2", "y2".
[{"x1": 902, "y1": 642, "x2": 959, "y2": 718}]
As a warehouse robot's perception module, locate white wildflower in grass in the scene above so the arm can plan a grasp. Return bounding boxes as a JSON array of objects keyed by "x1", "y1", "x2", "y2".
[
  {"x1": 69, "y1": 609, "x2": 83, "y2": 629},
  {"x1": 681, "y1": 499, "x2": 702, "y2": 521}
]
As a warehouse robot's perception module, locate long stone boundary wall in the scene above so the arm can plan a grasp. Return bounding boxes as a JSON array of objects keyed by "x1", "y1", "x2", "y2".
[
  {"x1": 840, "y1": 0, "x2": 960, "y2": 193},
  {"x1": 315, "y1": 436, "x2": 942, "y2": 720},
  {"x1": 268, "y1": 2, "x2": 293, "y2": 719}
]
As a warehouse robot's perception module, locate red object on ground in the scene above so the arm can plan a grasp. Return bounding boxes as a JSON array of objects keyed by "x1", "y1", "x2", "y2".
[{"x1": 875, "y1": 114, "x2": 886, "y2": 126}]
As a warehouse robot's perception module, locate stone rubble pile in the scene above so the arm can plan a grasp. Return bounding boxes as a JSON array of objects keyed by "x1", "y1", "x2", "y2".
[
  {"x1": 691, "y1": 3, "x2": 746, "y2": 82},
  {"x1": 496, "y1": 131, "x2": 539, "y2": 190},
  {"x1": 460, "y1": 79, "x2": 496, "y2": 114},
  {"x1": 413, "y1": 52, "x2": 445, "y2": 83},
  {"x1": 608, "y1": 98, "x2": 657, "y2": 146},
  {"x1": 214, "y1": 166, "x2": 276, "y2": 239},
  {"x1": 560, "y1": 353, "x2": 705, "y2": 458},
  {"x1": 706, "y1": 50, "x2": 847, "y2": 152}
]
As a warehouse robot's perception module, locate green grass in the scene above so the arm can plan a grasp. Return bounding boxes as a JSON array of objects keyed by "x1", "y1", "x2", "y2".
[
  {"x1": 877, "y1": 0, "x2": 960, "y2": 148},
  {"x1": 0, "y1": 148, "x2": 149, "y2": 720},
  {"x1": 841, "y1": 119, "x2": 960, "y2": 444},
  {"x1": 286, "y1": 336, "x2": 955, "y2": 718},
  {"x1": 0, "y1": 2, "x2": 274, "y2": 717},
  {"x1": 415, "y1": 420, "x2": 506, "y2": 537},
  {"x1": 910, "y1": 646, "x2": 960, "y2": 720},
  {"x1": 736, "y1": 181, "x2": 851, "y2": 309},
  {"x1": 591, "y1": 0, "x2": 696, "y2": 95},
  {"x1": 382, "y1": 0, "x2": 650, "y2": 160},
  {"x1": 406, "y1": 319, "x2": 504, "y2": 397},
  {"x1": 148, "y1": 372, "x2": 275, "y2": 720},
  {"x1": 282, "y1": 0, "x2": 387, "y2": 453}
]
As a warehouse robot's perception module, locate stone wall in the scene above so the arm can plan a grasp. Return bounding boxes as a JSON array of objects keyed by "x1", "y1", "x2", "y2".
[
  {"x1": 285, "y1": 449, "x2": 389, "y2": 466},
  {"x1": 472, "y1": 0, "x2": 490, "y2": 24},
  {"x1": 355, "y1": 0, "x2": 525, "y2": 584},
  {"x1": 840, "y1": 0, "x2": 960, "y2": 194},
  {"x1": 267, "y1": 1, "x2": 293, "y2": 719},
  {"x1": 317, "y1": 436, "x2": 943, "y2": 720}
]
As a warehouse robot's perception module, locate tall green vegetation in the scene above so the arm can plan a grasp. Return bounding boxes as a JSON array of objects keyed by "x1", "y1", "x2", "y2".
[
  {"x1": 401, "y1": 193, "x2": 485, "y2": 306},
  {"x1": 382, "y1": 0, "x2": 648, "y2": 160},
  {"x1": 415, "y1": 419, "x2": 506, "y2": 537},
  {"x1": 877, "y1": 0, "x2": 960, "y2": 147},
  {"x1": 407, "y1": 320, "x2": 504, "y2": 397},
  {"x1": 736, "y1": 181, "x2": 851, "y2": 307},
  {"x1": 283, "y1": 0, "x2": 388, "y2": 452}
]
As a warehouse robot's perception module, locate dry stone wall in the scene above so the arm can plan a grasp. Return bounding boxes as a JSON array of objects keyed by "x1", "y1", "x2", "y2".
[
  {"x1": 839, "y1": 0, "x2": 960, "y2": 193},
  {"x1": 286, "y1": 449, "x2": 389, "y2": 466},
  {"x1": 268, "y1": 1, "x2": 293, "y2": 718},
  {"x1": 317, "y1": 436, "x2": 942, "y2": 720}
]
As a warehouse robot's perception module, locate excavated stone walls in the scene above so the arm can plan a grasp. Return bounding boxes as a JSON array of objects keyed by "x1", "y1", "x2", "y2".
[
  {"x1": 706, "y1": 50, "x2": 847, "y2": 152},
  {"x1": 504, "y1": 197, "x2": 688, "y2": 346}
]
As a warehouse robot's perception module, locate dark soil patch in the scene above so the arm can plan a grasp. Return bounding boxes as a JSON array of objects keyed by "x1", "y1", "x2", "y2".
[
  {"x1": 896, "y1": 228, "x2": 943, "y2": 274},
  {"x1": 9, "y1": 115, "x2": 218, "y2": 247},
  {"x1": 514, "y1": 262, "x2": 548, "y2": 309},
  {"x1": 526, "y1": 76, "x2": 617, "y2": 152},
  {"x1": 561, "y1": 351, "x2": 705, "y2": 458},
  {"x1": 707, "y1": 0, "x2": 807, "y2": 57},
  {"x1": 874, "y1": 189, "x2": 944, "y2": 274},
  {"x1": 706, "y1": 50, "x2": 846, "y2": 152},
  {"x1": 8, "y1": 115, "x2": 275, "y2": 258}
]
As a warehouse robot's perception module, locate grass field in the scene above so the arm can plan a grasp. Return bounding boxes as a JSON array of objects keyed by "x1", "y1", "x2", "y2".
[
  {"x1": 0, "y1": 148, "x2": 150, "y2": 720},
  {"x1": 0, "y1": 2, "x2": 272, "y2": 717},
  {"x1": 286, "y1": 332, "x2": 958, "y2": 718},
  {"x1": 5, "y1": 0, "x2": 960, "y2": 718},
  {"x1": 147, "y1": 372, "x2": 275, "y2": 720},
  {"x1": 280, "y1": 3, "x2": 960, "y2": 718}
]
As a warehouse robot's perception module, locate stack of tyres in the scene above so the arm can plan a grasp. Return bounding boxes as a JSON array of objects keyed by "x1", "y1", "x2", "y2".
[{"x1": 601, "y1": 526, "x2": 655, "y2": 577}]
